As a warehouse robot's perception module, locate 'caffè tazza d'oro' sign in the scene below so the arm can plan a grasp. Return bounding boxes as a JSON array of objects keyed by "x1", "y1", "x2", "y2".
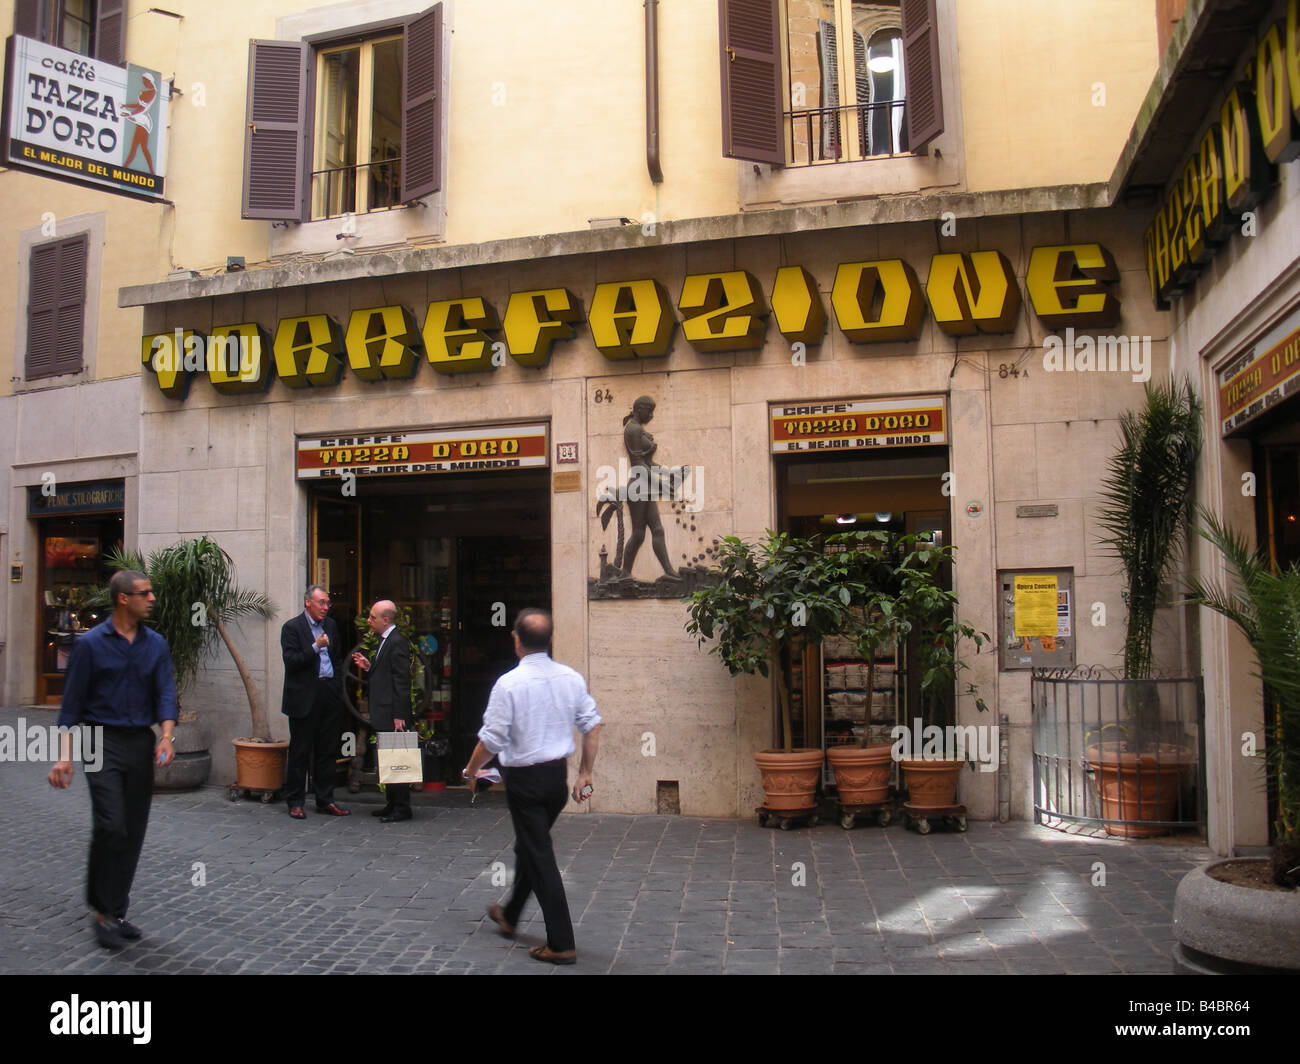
[
  {"x1": 1217, "y1": 310, "x2": 1300, "y2": 437},
  {"x1": 770, "y1": 396, "x2": 947, "y2": 453},
  {"x1": 143, "y1": 243, "x2": 1122, "y2": 398},
  {"x1": 295, "y1": 424, "x2": 549, "y2": 479},
  {"x1": 2, "y1": 36, "x2": 170, "y2": 198}
]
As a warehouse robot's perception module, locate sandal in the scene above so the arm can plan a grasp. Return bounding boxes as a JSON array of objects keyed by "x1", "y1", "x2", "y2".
[{"x1": 529, "y1": 945, "x2": 577, "y2": 965}]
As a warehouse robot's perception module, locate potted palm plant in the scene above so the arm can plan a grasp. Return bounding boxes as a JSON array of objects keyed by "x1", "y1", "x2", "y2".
[
  {"x1": 1174, "y1": 510, "x2": 1300, "y2": 972},
  {"x1": 684, "y1": 531, "x2": 865, "y2": 822},
  {"x1": 105, "y1": 538, "x2": 276, "y2": 791},
  {"x1": 1091, "y1": 380, "x2": 1202, "y2": 835}
]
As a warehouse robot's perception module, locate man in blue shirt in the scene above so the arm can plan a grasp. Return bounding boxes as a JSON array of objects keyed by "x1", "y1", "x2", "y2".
[{"x1": 49, "y1": 569, "x2": 177, "y2": 950}]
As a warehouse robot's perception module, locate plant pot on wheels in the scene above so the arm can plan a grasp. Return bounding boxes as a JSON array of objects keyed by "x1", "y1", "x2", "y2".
[
  {"x1": 754, "y1": 749, "x2": 822, "y2": 828},
  {"x1": 1085, "y1": 743, "x2": 1191, "y2": 838},
  {"x1": 899, "y1": 757, "x2": 966, "y2": 833},
  {"x1": 230, "y1": 738, "x2": 289, "y2": 803},
  {"x1": 826, "y1": 743, "x2": 894, "y2": 827}
]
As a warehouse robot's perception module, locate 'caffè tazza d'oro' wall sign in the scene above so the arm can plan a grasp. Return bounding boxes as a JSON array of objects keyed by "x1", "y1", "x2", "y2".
[{"x1": 142, "y1": 243, "x2": 1122, "y2": 398}]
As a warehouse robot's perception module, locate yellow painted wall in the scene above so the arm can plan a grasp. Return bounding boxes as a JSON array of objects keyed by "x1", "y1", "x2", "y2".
[
  {"x1": 0, "y1": 0, "x2": 1162, "y2": 315},
  {"x1": 957, "y1": 0, "x2": 1159, "y2": 193}
]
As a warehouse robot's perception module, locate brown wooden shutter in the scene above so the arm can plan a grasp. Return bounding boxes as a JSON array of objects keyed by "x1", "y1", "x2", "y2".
[
  {"x1": 718, "y1": 0, "x2": 784, "y2": 165},
  {"x1": 901, "y1": 0, "x2": 944, "y2": 149},
  {"x1": 242, "y1": 40, "x2": 309, "y2": 221},
  {"x1": 13, "y1": 0, "x2": 46, "y2": 41},
  {"x1": 95, "y1": 0, "x2": 126, "y2": 65},
  {"x1": 401, "y1": 3, "x2": 443, "y2": 202},
  {"x1": 27, "y1": 235, "x2": 88, "y2": 381}
]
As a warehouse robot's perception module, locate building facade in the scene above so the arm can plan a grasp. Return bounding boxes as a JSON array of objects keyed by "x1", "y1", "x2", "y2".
[
  {"x1": 1111, "y1": 0, "x2": 1300, "y2": 855},
  {"x1": 6, "y1": 0, "x2": 1185, "y2": 821}
]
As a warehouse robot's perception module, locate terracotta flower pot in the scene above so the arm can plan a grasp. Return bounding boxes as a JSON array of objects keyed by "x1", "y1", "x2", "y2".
[
  {"x1": 826, "y1": 744, "x2": 893, "y2": 805},
  {"x1": 899, "y1": 757, "x2": 962, "y2": 809},
  {"x1": 753, "y1": 748, "x2": 823, "y2": 811},
  {"x1": 231, "y1": 738, "x2": 289, "y2": 792},
  {"x1": 1085, "y1": 743, "x2": 1191, "y2": 838}
]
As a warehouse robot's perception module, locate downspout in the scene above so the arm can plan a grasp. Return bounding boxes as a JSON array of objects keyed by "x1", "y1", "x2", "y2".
[
  {"x1": 645, "y1": 0, "x2": 663, "y2": 184},
  {"x1": 998, "y1": 712, "x2": 1010, "y2": 822}
]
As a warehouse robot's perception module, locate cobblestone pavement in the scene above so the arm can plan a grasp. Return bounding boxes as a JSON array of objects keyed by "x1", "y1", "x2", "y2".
[{"x1": 0, "y1": 709, "x2": 1213, "y2": 976}]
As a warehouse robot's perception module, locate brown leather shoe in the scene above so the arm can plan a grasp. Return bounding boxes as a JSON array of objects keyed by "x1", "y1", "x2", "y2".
[
  {"x1": 288, "y1": 806, "x2": 306, "y2": 819},
  {"x1": 315, "y1": 802, "x2": 351, "y2": 816},
  {"x1": 529, "y1": 945, "x2": 576, "y2": 965},
  {"x1": 486, "y1": 903, "x2": 515, "y2": 938}
]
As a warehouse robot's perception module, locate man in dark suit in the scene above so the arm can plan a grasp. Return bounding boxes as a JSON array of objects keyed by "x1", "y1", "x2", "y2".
[
  {"x1": 352, "y1": 599, "x2": 413, "y2": 822},
  {"x1": 281, "y1": 585, "x2": 350, "y2": 819}
]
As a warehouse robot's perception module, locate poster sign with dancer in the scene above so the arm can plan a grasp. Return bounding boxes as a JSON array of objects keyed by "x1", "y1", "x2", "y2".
[{"x1": 2, "y1": 35, "x2": 170, "y2": 199}]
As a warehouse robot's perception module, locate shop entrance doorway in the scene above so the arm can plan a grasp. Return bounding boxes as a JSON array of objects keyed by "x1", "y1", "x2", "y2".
[
  {"x1": 777, "y1": 448, "x2": 951, "y2": 782},
  {"x1": 311, "y1": 469, "x2": 550, "y2": 779}
]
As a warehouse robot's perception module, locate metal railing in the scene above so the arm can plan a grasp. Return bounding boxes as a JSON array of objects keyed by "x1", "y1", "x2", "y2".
[
  {"x1": 310, "y1": 157, "x2": 403, "y2": 221},
  {"x1": 784, "y1": 99, "x2": 908, "y2": 167},
  {"x1": 1031, "y1": 666, "x2": 1206, "y2": 835}
]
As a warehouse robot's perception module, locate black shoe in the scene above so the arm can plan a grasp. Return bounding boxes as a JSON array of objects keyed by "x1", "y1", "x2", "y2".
[
  {"x1": 94, "y1": 916, "x2": 125, "y2": 950},
  {"x1": 115, "y1": 918, "x2": 142, "y2": 940},
  {"x1": 379, "y1": 809, "x2": 413, "y2": 823},
  {"x1": 371, "y1": 805, "x2": 394, "y2": 818}
]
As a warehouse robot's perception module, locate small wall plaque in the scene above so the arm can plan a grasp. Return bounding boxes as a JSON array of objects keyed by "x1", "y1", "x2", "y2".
[
  {"x1": 553, "y1": 471, "x2": 582, "y2": 493},
  {"x1": 1016, "y1": 504, "x2": 1059, "y2": 519}
]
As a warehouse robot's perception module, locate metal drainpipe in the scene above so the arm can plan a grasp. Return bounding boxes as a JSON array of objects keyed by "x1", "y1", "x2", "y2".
[
  {"x1": 645, "y1": 0, "x2": 663, "y2": 184},
  {"x1": 998, "y1": 712, "x2": 1010, "y2": 822}
]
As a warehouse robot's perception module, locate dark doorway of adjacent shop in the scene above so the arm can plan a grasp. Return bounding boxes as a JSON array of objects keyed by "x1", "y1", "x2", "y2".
[
  {"x1": 776, "y1": 448, "x2": 951, "y2": 783},
  {"x1": 311, "y1": 470, "x2": 551, "y2": 783}
]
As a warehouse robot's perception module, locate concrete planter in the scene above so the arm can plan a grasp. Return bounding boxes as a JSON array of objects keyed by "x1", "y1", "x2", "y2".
[
  {"x1": 1172, "y1": 859, "x2": 1300, "y2": 973},
  {"x1": 152, "y1": 720, "x2": 211, "y2": 791}
]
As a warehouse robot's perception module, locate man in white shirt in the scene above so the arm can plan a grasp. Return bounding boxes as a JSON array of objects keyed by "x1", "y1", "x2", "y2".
[{"x1": 462, "y1": 608, "x2": 601, "y2": 965}]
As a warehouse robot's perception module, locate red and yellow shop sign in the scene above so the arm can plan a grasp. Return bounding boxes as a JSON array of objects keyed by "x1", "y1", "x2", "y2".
[
  {"x1": 770, "y1": 396, "x2": 947, "y2": 453},
  {"x1": 144, "y1": 243, "x2": 1123, "y2": 399},
  {"x1": 296, "y1": 424, "x2": 549, "y2": 479},
  {"x1": 1218, "y1": 317, "x2": 1300, "y2": 436}
]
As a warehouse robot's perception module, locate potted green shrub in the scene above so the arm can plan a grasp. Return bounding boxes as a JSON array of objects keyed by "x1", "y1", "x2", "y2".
[
  {"x1": 1091, "y1": 379, "x2": 1202, "y2": 835},
  {"x1": 1174, "y1": 510, "x2": 1300, "y2": 972},
  {"x1": 104, "y1": 538, "x2": 276, "y2": 790},
  {"x1": 684, "y1": 531, "x2": 866, "y2": 820}
]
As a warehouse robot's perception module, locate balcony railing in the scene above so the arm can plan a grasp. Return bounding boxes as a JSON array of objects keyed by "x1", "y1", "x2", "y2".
[
  {"x1": 311, "y1": 157, "x2": 403, "y2": 221},
  {"x1": 784, "y1": 99, "x2": 908, "y2": 168}
]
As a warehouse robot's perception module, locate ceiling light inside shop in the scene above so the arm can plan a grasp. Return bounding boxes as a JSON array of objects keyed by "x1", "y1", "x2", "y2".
[{"x1": 868, "y1": 55, "x2": 896, "y2": 73}]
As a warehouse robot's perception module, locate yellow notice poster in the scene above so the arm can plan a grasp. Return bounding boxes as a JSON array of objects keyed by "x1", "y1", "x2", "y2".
[{"x1": 1013, "y1": 574, "x2": 1058, "y2": 637}]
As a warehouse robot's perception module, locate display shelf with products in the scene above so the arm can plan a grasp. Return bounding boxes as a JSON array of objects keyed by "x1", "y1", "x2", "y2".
[{"x1": 821, "y1": 634, "x2": 905, "y2": 788}]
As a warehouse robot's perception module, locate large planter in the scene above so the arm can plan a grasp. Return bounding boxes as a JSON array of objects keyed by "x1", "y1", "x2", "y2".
[
  {"x1": 826, "y1": 744, "x2": 893, "y2": 805},
  {"x1": 152, "y1": 720, "x2": 211, "y2": 790},
  {"x1": 1173, "y1": 859, "x2": 1300, "y2": 973},
  {"x1": 754, "y1": 749, "x2": 823, "y2": 811},
  {"x1": 1086, "y1": 743, "x2": 1192, "y2": 838},
  {"x1": 231, "y1": 738, "x2": 289, "y2": 792},
  {"x1": 899, "y1": 757, "x2": 962, "y2": 809}
]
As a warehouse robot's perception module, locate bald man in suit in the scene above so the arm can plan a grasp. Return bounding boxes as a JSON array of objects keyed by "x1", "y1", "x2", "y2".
[{"x1": 352, "y1": 600, "x2": 413, "y2": 822}]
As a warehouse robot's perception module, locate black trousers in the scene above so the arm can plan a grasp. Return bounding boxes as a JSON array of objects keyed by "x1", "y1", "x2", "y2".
[
  {"x1": 284, "y1": 679, "x2": 344, "y2": 806},
  {"x1": 385, "y1": 781, "x2": 411, "y2": 812},
  {"x1": 83, "y1": 726, "x2": 155, "y2": 919},
  {"x1": 501, "y1": 759, "x2": 574, "y2": 952}
]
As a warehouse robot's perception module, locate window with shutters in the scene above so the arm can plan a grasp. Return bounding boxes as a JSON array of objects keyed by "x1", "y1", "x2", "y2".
[
  {"x1": 243, "y1": 3, "x2": 443, "y2": 226},
  {"x1": 721, "y1": 0, "x2": 943, "y2": 169},
  {"x1": 26, "y1": 234, "x2": 89, "y2": 382},
  {"x1": 12, "y1": 0, "x2": 126, "y2": 64}
]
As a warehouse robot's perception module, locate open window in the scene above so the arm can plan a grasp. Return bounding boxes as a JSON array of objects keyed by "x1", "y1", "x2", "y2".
[
  {"x1": 12, "y1": 0, "x2": 125, "y2": 64},
  {"x1": 242, "y1": 3, "x2": 443, "y2": 223},
  {"x1": 720, "y1": 0, "x2": 943, "y2": 167}
]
